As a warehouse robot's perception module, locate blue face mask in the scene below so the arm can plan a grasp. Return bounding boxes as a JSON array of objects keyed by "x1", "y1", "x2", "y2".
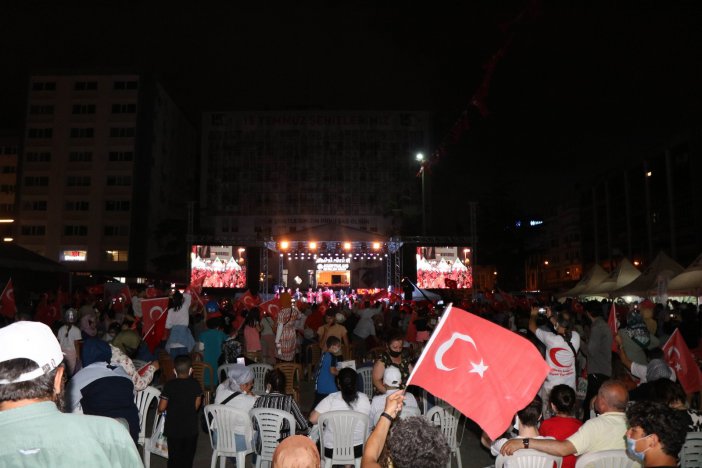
[{"x1": 626, "y1": 434, "x2": 651, "y2": 462}]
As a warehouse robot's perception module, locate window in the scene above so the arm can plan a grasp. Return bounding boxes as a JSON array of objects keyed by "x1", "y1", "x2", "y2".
[
  {"x1": 0, "y1": 184, "x2": 15, "y2": 193},
  {"x1": 105, "y1": 200, "x2": 131, "y2": 211},
  {"x1": 2, "y1": 146, "x2": 18, "y2": 154},
  {"x1": 74, "y1": 81, "x2": 97, "y2": 91},
  {"x1": 107, "y1": 175, "x2": 132, "y2": 186},
  {"x1": 70, "y1": 128, "x2": 94, "y2": 138},
  {"x1": 1, "y1": 166, "x2": 16, "y2": 174},
  {"x1": 29, "y1": 105, "x2": 54, "y2": 115},
  {"x1": 113, "y1": 80, "x2": 138, "y2": 90},
  {"x1": 108, "y1": 151, "x2": 134, "y2": 162},
  {"x1": 66, "y1": 176, "x2": 91, "y2": 187},
  {"x1": 27, "y1": 128, "x2": 53, "y2": 139},
  {"x1": 22, "y1": 200, "x2": 47, "y2": 211},
  {"x1": 68, "y1": 151, "x2": 92, "y2": 162},
  {"x1": 111, "y1": 103, "x2": 137, "y2": 114},
  {"x1": 24, "y1": 176, "x2": 49, "y2": 187},
  {"x1": 0, "y1": 203, "x2": 13, "y2": 213},
  {"x1": 106, "y1": 250, "x2": 129, "y2": 262},
  {"x1": 31, "y1": 82, "x2": 56, "y2": 91},
  {"x1": 109, "y1": 127, "x2": 135, "y2": 138},
  {"x1": 65, "y1": 200, "x2": 90, "y2": 211},
  {"x1": 21, "y1": 225, "x2": 46, "y2": 236},
  {"x1": 25, "y1": 152, "x2": 51, "y2": 163},
  {"x1": 71, "y1": 104, "x2": 96, "y2": 115},
  {"x1": 64, "y1": 225, "x2": 88, "y2": 236},
  {"x1": 104, "y1": 225, "x2": 129, "y2": 236}
]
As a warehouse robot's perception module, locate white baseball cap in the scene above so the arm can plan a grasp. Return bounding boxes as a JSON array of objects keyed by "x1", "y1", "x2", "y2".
[
  {"x1": 383, "y1": 366, "x2": 402, "y2": 387},
  {"x1": 0, "y1": 321, "x2": 64, "y2": 384}
]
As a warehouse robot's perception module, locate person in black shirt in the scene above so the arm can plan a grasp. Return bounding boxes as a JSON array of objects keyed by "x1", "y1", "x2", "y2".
[{"x1": 158, "y1": 355, "x2": 203, "y2": 468}]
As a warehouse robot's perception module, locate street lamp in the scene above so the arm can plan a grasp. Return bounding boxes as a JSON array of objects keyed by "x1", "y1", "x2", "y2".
[{"x1": 416, "y1": 153, "x2": 426, "y2": 235}]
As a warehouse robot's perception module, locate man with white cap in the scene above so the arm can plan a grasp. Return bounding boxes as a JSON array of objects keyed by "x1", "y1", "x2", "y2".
[
  {"x1": 369, "y1": 366, "x2": 418, "y2": 427},
  {"x1": 214, "y1": 364, "x2": 258, "y2": 413},
  {"x1": 0, "y1": 321, "x2": 142, "y2": 466}
]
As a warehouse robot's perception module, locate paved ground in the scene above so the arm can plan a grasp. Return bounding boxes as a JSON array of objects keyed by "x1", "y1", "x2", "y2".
[{"x1": 147, "y1": 379, "x2": 496, "y2": 468}]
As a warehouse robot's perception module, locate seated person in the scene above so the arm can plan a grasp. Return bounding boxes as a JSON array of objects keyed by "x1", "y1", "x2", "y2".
[
  {"x1": 481, "y1": 395, "x2": 552, "y2": 458},
  {"x1": 252, "y1": 369, "x2": 308, "y2": 441},
  {"x1": 369, "y1": 366, "x2": 418, "y2": 427},
  {"x1": 625, "y1": 400, "x2": 689, "y2": 467},
  {"x1": 272, "y1": 435, "x2": 320, "y2": 467},
  {"x1": 539, "y1": 385, "x2": 582, "y2": 468},
  {"x1": 214, "y1": 364, "x2": 258, "y2": 413}
]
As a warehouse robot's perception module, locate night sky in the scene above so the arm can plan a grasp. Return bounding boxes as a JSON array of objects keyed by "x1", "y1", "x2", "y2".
[{"x1": 3, "y1": 1, "x2": 702, "y2": 216}]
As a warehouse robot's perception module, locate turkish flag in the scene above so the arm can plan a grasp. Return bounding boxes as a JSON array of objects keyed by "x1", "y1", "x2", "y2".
[
  {"x1": 608, "y1": 302, "x2": 619, "y2": 352},
  {"x1": 87, "y1": 283, "x2": 105, "y2": 296},
  {"x1": 0, "y1": 279, "x2": 17, "y2": 318},
  {"x1": 406, "y1": 305, "x2": 550, "y2": 440},
  {"x1": 236, "y1": 290, "x2": 260, "y2": 311},
  {"x1": 104, "y1": 282, "x2": 131, "y2": 305},
  {"x1": 663, "y1": 329, "x2": 702, "y2": 394},
  {"x1": 260, "y1": 297, "x2": 282, "y2": 320},
  {"x1": 185, "y1": 284, "x2": 204, "y2": 308},
  {"x1": 141, "y1": 297, "x2": 169, "y2": 352}
]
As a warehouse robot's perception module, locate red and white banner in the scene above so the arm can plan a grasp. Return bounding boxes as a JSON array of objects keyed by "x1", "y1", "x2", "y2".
[
  {"x1": 0, "y1": 279, "x2": 17, "y2": 318},
  {"x1": 141, "y1": 297, "x2": 169, "y2": 353},
  {"x1": 663, "y1": 328, "x2": 702, "y2": 394},
  {"x1": 406, "y1": 305, "x2": 550, "y2": 440}
]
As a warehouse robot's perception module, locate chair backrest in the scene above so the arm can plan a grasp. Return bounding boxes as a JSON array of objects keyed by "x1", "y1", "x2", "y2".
[
  {"x1": 248, "y1": 363, "x2": 273, "y2": 395},
  {"x1": 134, "y1": 386, "x2": 161, "y2": 441},
  {"x1": 192, "y1": 361, "x2": 215, "y2": 391},
  {"x1": 218, "y1": 363, "x2": 237, "y2": 384},
  {"x1": 356, "y1": 366, "x2": 374, "y2": 400},
  {"x1": 318, "y1": 410, "x2": 370, "y2": 465},
  {"x1": 495, "y1": 449, "x2": 563, "y2": 468},
  {"x1": 574, "y1": 449, "x2": 641, "y2": 468},
  {"x1": 399, "y1": 405, "x2": 422, "y2": 419},
  {"x1": 157, "y1": 351, "x2": 175, "y2": 385},
  {"x1": 425, "y1": 406, "x2": 459, "y2": 450},
  {"x1": 274, "y1": 362, "x2": 302, "y2": 397},
  {"x1": 205, "y1": 404, "x2": 253, "y2": 453},
  {"x1": 250, "y1": 407, "x2": 296, "y2": 463},
  {"x1": 680, "y1": 431, "x2": 702, "y2": 468}
]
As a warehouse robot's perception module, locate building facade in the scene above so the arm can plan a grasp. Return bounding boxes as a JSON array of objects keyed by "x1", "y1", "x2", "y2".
[
  {"x1": 0, "y1": 134, "x2": 19, "y2": 240},
  {"x1": 200, "y1": 111, "x2": 432, "y2": 239},
  {"x1": 16, "y1": 74, "x2": 197, "y2": 277}
]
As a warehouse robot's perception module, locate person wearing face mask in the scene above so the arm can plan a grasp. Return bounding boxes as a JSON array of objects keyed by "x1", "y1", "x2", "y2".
[
  {"x1": 500, "y1": 379, "x2": 628, "y2": 458},
  {"x1": 372, "y1": 332, "x2": 413, "y2": 394},
  {"x1": 625, "y1": 400, "x2": 689, "y2": 467}
]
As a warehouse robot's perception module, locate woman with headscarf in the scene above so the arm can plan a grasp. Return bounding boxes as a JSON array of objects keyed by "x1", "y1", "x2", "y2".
[
  {"x1": 214, "y1": 364, "x2": 258, "y2": 413},
  {"x1": 275, "y1": 293, "x2": 301, "y2": 362},
  {"x1": 618, "y1": 308, "x2": 660, "y2": 366}
]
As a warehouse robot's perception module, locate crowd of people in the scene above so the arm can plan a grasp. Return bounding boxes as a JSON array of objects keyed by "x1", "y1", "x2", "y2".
[{"x1": 1, "y1": 282, "x2": 701, "y2": 467}]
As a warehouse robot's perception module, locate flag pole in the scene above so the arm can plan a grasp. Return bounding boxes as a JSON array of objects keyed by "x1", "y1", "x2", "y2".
[
  {"x1": 140, "y1": 309, "x2": 166, "y2": 343},
  {"x1": 404, "y1": 303, "x2": 454, "y2": 388}
]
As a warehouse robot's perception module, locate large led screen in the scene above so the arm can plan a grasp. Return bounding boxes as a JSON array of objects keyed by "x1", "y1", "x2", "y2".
[
  {"x1": 190, "y1": 245, "x2": 247, "y2": 288},
  {"x1": 416, "y1": 246, "x2": 473, "y2": 289}
]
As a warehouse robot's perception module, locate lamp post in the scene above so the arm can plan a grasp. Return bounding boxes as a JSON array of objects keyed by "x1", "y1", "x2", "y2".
[{"x1": 416, "y1": 153, "x2": 426, "y2": 235}]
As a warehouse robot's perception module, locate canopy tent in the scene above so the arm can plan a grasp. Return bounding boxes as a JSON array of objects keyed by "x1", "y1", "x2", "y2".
[
  {"x1": 557, "y1": 264, "x2": 609, "y2": 298},
  {"x1": 611, "y1": 251, "x2": 684, "y2": 298},
  {"x1": 667, "y1": 253, "x2": 702, "y2": 295},
  {"x1": 579, "y1": 258, "x2": 641, "y2": 297}
]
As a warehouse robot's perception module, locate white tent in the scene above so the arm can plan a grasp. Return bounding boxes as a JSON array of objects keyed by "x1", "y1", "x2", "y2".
[
  {"x1": 667, "y1": 253, "x2": 702, "y2": 295},
  {"x1": 611, "y1": 251, "x2": 684, "y2": 298},
  {"x1": 557, "y1": 264, "x2": 609, "y2": 298},
  {"x1": 579, "y1": 258, "x2": 641, "y2": 297}
]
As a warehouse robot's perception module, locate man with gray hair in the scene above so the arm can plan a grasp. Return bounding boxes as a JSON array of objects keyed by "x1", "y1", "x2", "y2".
[{"x1": 0, "y1": 321, "x2": 142, "y2": 466}]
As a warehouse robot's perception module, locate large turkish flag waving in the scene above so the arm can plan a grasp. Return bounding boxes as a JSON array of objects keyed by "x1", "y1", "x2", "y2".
[
  {"x1": 663, "y1": 328, "x2": 702, "y2": 394},
  {"x1": 141, "y1": 297, "x2": 169, "y2": 352},
  {"x1": 407, "y1": 305, "x2": 550, "y2": 440},
  {"x1": 259, "y1": 297, "x2": 281, "y2": 321}
]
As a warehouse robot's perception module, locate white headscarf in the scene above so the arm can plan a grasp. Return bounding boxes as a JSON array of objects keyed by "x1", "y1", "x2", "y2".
[{"x1": 226, "y1": 364, "x2": 254, "y2": 392}]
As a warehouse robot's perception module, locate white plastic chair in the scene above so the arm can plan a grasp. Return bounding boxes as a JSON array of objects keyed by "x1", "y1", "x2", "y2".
[
  {"x1": 575, "y1": 449, "x2": 641, "y2": 468},
  {"x1": 205, "y1": 404, "x2": 254, "y2": 468},
  {"x1": 248, "y1": 363, "x2": 273, "y2": 395},
  {"x1": 495, "y1": 449, "x2": 562, "y2": 468},
  {"x1": 357, "y1": 366, "x2": 374, "y2": 401},
  {"x1": 425, "y1": 406, "x2": 462, "y2": 468},
  {"x1": 317, "y1": 410, "x2": 370, "y2": 468},
  {"x1": 134, "y1": 386, "x2": 161, "y2": 467},
  {"x1": 217, "y1": 363, "x2": 237, "y2": 384},
  {"x1": 250, "y1": 407, "x2": 296, "y2": 468},
  {"x1": 680, "y1": 431, "x2": 702, "y2": 468},
  {"x1": 399, "y1": 405, "x2": 422, "y2": 419}
]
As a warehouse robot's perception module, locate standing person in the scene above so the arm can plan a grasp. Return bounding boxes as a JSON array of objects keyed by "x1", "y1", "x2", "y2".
[
  {"x1": 260, "y1": 309, "x2": 277, "y2": 364},
  {"x1": 580, "y1": 303, "x2": 612, "y2": 421},
  {"x1": 313, "y1": 336, "x2": 341, "y2": 407},
  {"x1": 317, "y1": 309, "x2": 348, "y2": 354},
  {"x1": 158, "y1": 355, "x2": 203, "y2": 468},
  {"x1": 56, "y1": 308, "x2": 82, "y2": 375},
  {"x1": 165, "y1": 290, "x2": 195, "y2": 359},
  {"x1": 0, "y1": 321, "x2": 142, "y2": 466},
  {"x1": 199, "y1": 315, "x2": 228, "y2": 387},
  {"x1": 309, "y1": 368, "x2": 372, "y2": 461},
  {"x1": 275, "y1": 293, "x2": 300, "y2": 362},
  {"x1": 352, "y1": 300, "x2": 382, "y2": 360},
  {"x1": 372, "y1": 332, "x2": 413, "y2": 394},
  {"x1": 539, "y1": 385, "x2": 583, "y2": 468},
  {"x1": 244, "y1": 307, "x2": 263, "y2": 357}
]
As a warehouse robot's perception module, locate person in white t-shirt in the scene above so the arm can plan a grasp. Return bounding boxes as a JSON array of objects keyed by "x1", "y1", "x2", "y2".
[
  {"x1": 309, "y1": 367, "x2": 371, "y2": 460},
  {"x1": 56, "y1": 308, "x2": 82, "y2": 375},
  {"x1": 214, "y1": 364, "x2": 258, "y2": 413},
  {"x1": 369, "y1": 366, "x2": 418, "y2": 427}
]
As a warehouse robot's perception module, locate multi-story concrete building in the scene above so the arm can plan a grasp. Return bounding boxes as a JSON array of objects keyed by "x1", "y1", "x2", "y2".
[
  {"x1": 16, "y1": 74, "x2": 197, "y2": 277},
  {"x1": 0, "y1": 134, "x2": 19, "y2": 240},
  {"x1": 200, "y1": 111, "x2": 432, "y2": 238}
]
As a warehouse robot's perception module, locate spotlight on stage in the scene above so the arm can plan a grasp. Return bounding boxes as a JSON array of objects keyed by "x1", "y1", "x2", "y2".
[
  {"x1": 280, "y1": 241, "x2": 289, "y2": 250},
  {"x1": 343, "y1": 242, "x2": 351, "y2": 251},
  {"x1": 372, "y1": 242, "x2": 381, "y2": 250}
]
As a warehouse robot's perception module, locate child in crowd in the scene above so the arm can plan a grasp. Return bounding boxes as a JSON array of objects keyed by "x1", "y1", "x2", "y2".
[
  {"x1": 243, "y1": 307, "x2": 263, "y2": 357},
  {"x1": 314, "y1": 336, "x2": 341, "y2": 407},
  {"x1": 199, "y1": 315, "x2": 228, "y2": 387},
  {"x1": 158, "y1": 355, "x2": 203, "y2": 468}
]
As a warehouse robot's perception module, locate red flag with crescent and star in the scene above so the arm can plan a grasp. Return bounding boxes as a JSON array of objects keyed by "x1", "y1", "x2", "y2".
[
  {"x1": 235, "y1": 290, "x2": 260, "y2": 311},
  {"x1": 141, "y1": 297, "x2": 169, "y2": 352},
  {"x1": 406, "y1": 305, "x2": 550, "y2": 440},
  {"x1": 662, "y1": 328, "x2": 702, "y2": 394},
  {"x1": 259, "y1": 297, "x2": 282, "y2": 321},
  {"x1": 0, "y1": 279, "x2": 17, "y2": 318}
]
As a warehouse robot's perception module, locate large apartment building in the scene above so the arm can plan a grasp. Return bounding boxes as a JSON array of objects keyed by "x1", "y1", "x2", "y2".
[{"x1": 16, "y1": 74, "x2": 197, "y2": 277}]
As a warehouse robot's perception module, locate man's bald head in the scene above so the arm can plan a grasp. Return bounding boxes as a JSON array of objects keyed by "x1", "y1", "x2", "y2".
[{"x1": 597, "y1": 380, "x2": 628, "y2": 412}]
